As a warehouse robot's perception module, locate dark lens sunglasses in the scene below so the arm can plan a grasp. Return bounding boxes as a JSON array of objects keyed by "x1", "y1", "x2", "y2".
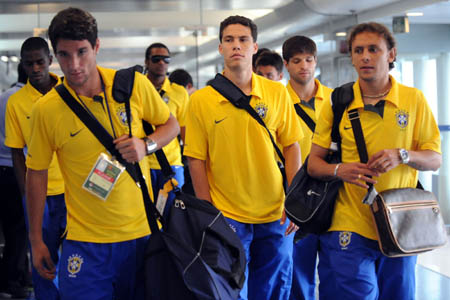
[{"x1": 150, "y1": 55, "x2": 170, "y2": 64}]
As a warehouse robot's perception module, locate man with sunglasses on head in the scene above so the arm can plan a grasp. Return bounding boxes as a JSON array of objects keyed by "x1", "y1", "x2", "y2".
[{"x1": 145, "y1": 43, "x2": 189, "y2": 216}]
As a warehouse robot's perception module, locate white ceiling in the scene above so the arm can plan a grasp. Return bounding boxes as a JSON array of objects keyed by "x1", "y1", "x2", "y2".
[{"x1": 0, "y1": 0, "x2": 449, "y2": 82}]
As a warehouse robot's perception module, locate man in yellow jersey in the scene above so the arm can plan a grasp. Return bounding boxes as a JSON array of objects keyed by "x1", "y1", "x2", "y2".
[
  {"x1": 282, "y1": 35, "x2": 333, "y2": 300},
  {"x1": 5, "y1": 37, "x2": 66, "y2": 300},
  {"x1": 308, "y1": 22, "x2": 441, "y2": 300},
  {"x1": 25, "y1": 8, "x2": 179, "y2": 300},
  {"x1": 144, "y1": 43, "x2": 189, "y2": 216},
  {"x1": 255, "y1": 50, "x2": 284, "y2": 81},
  {"x1": 184, "y1": 15, "x2": 303, "y2": 300}
]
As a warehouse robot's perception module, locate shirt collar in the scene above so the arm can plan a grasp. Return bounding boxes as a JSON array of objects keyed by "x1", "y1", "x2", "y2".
[
  {"x1": 26, "y1": 72, "x2": 61, "y2": 98},
  {"x1": 218, "y1": 72, "x2": 262, "y2": 103},
  {"x1": 349, "y1": 75, "x2": 400, "y2": 111}
]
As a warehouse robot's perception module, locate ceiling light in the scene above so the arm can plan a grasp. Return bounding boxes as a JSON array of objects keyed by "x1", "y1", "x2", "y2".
[
  {"x1": 10, "y1": 56, "x2": 19, "y2": 62},
  {"x1": 406, "y1": 12, "x2": 423, "y2": 17},
  {"x1": 1, "y1": 56, "x2": 8, "y2": 62},
  {"x1": 335, "y1": 32, "x2": 347, "y2": 37}
]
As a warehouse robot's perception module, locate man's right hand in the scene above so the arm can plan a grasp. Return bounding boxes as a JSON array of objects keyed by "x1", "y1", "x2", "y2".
[{"x1": 31, "y1": 240, "x2": 56, "y2": 280}]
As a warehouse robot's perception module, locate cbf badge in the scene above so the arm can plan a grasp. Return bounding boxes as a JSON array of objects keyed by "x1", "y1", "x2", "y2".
[
  {"x1": 339, "y1": 231, "x2": 352, "y2": 250},
  {"x1": 255, "y1": 102, "x2": 268, "y2": 119},
  {"x1": 162, "y1": 95, "x2": 170, "y2": 103},
  {"x1": 67, "y1": 254, "x2": 84, "y2": 278},
  {"x1": 395, "y1": 109, "x2": 409, "y2": 129},
  {"x1": 116, "y1": 106, "x2": 131, "y2": 126},
  {"x1": 83, "y1": 153, "x2": 125, "y2": 201}
]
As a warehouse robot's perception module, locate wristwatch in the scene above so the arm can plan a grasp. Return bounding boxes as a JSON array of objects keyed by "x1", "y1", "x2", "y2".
[
  {"x1": 143, "y1": 137, "x2": 157, "y2": 155},
  {"x1": 398, "y1": 148, "x2": 409, "y2": 164}
]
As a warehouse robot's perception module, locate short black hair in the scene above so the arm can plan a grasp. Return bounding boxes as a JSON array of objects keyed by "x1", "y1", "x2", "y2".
[
  {"x1": 252, "y1": 47, "x2": 270, "y2": 69},
  {"x1": 145, "y1": 43, "x2": 170, "y2": 59},
  {"x1": 48, "y1": 7, "x2": 98, "y2": 53},
  {"x1": 219, "y1": 15, "x2": 257, "y2": 43},
  {"x1": 20, "y1": 37, "x2": 50, "y2": 58},
  {"x1": 255, "y1": 51, "x2": 283, "y2": 74},
  {"x1": 282, "y1": 35, "x2": 317, "y2": 62},
  {"x1": 348, "y1": 22, "x2": 396, "y2": 70},
  {"x1": 169, "y1": 69, "x2": 193, "y2": 87}
]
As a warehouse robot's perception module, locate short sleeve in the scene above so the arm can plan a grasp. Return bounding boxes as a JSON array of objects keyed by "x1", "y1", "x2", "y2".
[{"x1": 183, "y1": 92, "x2": 208, "y2": 160}]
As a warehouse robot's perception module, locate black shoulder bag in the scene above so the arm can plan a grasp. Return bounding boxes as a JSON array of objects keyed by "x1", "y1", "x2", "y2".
[
  {"x1": 348, "y1": 109, "x2": 447, "y2": 257},
  {"x1": 57, "y1": 67, "x2": 246, "y2": 299},
  {"x1": 284, "y1": 82, "x2": 354, "y2": 238}
]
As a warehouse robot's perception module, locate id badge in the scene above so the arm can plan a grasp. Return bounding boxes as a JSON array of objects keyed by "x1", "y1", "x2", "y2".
[
  {"x1": 83, "y1": 153, "x2": 125, "y2": 201},
  {"x1": 156, "y1": 178, "x2": 178, "y2": 215}
]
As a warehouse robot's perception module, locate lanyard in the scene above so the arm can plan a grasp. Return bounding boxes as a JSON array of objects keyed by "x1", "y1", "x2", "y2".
[{"x1": 75, "y1": 78, "x2": 118, "y2": 139}]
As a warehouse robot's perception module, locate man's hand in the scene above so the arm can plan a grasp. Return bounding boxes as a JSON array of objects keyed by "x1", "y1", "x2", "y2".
[
  {"x1": 367, "y1": 149, "x2": 401, "y2": 174},
  {"x1": 336, "y1": 162, "x2": 378, "y2": 188},
  {"x1": 31, "y1": 240, "x2": 55, "y2": 280},
  {"x1": 113, "y1": 135, "x2": 146, "y2": 163},
  {"x1": 281, "y1": 210, "x2": 298, "y2": 236}
]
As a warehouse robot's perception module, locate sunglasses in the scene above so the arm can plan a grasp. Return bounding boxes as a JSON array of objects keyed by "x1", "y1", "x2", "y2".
[{"x1": 150, "y1": 55, "x2": 170, "y2": 64}]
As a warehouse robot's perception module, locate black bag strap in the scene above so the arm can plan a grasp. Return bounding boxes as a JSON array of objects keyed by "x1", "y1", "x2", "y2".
[
  {"x1": 55, "y1": 84, "x2": 139, "y2": 183},
  {"x1": 209, "y1": 73, "x2": 285, "y2": 165},
  {"x1": 294, "y1": 103, "x2": 315, "y2": 132},
  {"x1": 113, "y1": 67, "x2": 175, "y2": 180},
  {"x1": 56, "y1": 74, "x2": 161, "y2": 233},
  {"x1": 330, "y1": 82, "x2": 354, "y2": 147}
]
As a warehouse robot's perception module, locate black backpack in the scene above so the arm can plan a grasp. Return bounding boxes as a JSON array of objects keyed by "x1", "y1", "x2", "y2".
[{"x1": 113, "y1": 66, "x2": 246, "y2": 300}]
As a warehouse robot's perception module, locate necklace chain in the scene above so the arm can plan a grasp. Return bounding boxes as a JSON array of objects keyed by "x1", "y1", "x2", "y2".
[{"x1": 362, "y1": 88, "x2": 390, "y2": 99}]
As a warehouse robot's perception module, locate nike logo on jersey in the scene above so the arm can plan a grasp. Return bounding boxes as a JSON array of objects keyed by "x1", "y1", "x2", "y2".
[
  {"x1": 70, "y1": 129, "x2": 83, "y2": 137},
  {"x1": 26, "y1": 116, "x2": 31, "y2": 119},
  {"x1": 344, "y1": 126, "x2": 352, "y2": 130},
  {"x1": 214, "y1": 117, "x2": 227, "y2": 124}
]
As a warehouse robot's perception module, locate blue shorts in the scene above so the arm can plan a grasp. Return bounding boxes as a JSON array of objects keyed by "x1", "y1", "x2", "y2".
[
  {"x1": 59, "y1": 236, "x2": 148, "y2": 300},
  {"x1": 23, "y1": 193, "x2": 66, "y2": 300},
  {"x1": 318, "y1": 231, "x2": 417, "y2": 300},
  {"x1": 150, "y1": 165, "x2": 184, "y2": 219},
  {"x1": 226, "y1": 218, "x2": 294, "y2": 300},
  {"x1": 290, "y1": 234, "x2": 319, "y2": 300}
]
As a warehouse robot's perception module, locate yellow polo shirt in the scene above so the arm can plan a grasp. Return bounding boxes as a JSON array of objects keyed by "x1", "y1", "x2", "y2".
[
  {"x1": 5, "y1": 74, "x2": 64, "y2": 195},
  {"x1": 148, "y1": 77, "x2": 188, "y2": 169},
  {"x1": 184, "y1": 73, "x2": 303, "y2": 223},
  {"x1": 26, "y1": 66, "x2": 171, "y2": 243},
  {"x1": 287, "y1": 79, "x2": 333, "y2": 163},
  {"x1": 312, "y1": 76, "x2": 441, "y2": 240}
]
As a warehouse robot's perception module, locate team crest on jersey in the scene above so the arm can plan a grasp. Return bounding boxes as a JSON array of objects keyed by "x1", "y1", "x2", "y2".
[
  {"x1": 395, "y1": 110, "x2": 409, "y2": 129},
  {"x1": 254, "y1": 102, "x2": 268, "y2": 119},
  {"x1": 116, "y1": 106, "x2": 131, "y2": 126},
  {"x1": 339, "y1": 231, "x2": 352, "y2": 250},
  {"x1": 162, "y1": 95, "x2": 170, "y2": 103},
  {"x1": 67, "y1": 254, "x2": 84, "y2": 277}
]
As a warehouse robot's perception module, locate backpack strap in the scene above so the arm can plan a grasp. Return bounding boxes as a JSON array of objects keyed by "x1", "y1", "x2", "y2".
[
  {"x1": 113, "y1": 66, "x2": 175, "y2": 181},
  {"x1": 330, "y1": 82, "x2": 354, "y2": 150}
]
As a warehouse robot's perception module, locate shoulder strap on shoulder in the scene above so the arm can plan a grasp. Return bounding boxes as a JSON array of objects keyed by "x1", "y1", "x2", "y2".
[
  {"x1": 294, "y1": 103, "x2": 315, "y2": 132},
  {"x1": 112, "y1": 65, "x2": 143, "y2": 103},
  {"x1": 330, "y1": 81, "x2": 354, "y2": 145}
]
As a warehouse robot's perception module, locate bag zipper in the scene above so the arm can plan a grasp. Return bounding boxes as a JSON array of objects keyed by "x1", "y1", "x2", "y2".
[{"x1": 386, "y1": 201, "x2": 439, "y2": 214}]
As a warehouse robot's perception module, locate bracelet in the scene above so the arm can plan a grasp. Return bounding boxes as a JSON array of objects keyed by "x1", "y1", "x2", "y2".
[{"x1": 334, "y1": 163, "x2": 341, "y2": 177}]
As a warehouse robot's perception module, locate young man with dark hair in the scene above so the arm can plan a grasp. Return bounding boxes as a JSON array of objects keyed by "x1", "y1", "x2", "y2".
[
  {"x1": 184, "y1": 15, "x2": 303, "y2": 300},
  {"x1": 144, "y1": 42, "x2": 189, "y2": 217},
  {"x1": 308, "y1": 22, "x2": 441, "y2": 299},
  {"x1": 0, "y1": 63, "x2": 29, "y2": 299},
  {"x1": 255, "y1": 51, "x2": 284, "y2": 81},
  {"x1": 26, "y1": 7, "x2": 179, "y2": 300},
  {"x1": 282, "y1": 35, "x2": 333, "y2": 300},
  {"x1": 5, "y1": 37, "x2": 67, "y2": 300},
  {"x1": 169, "y1": 68, "x2": 196, "y2": 95}
]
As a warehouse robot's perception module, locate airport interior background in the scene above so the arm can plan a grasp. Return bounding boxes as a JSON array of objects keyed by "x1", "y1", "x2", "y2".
[{"x1": 0, "y1": 0, "x2": 449, "y2": 299}]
